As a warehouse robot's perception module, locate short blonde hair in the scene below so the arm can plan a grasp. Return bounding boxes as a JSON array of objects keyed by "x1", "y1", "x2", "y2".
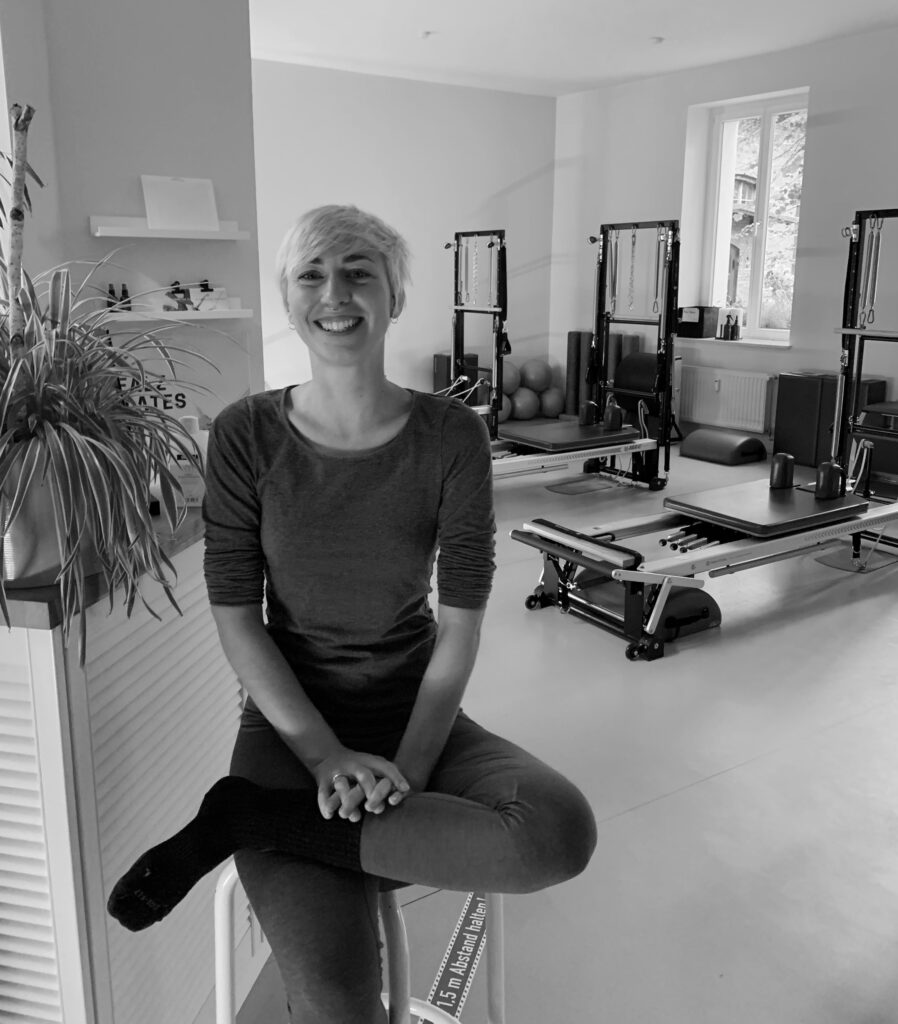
[{"x1": 275, "y1": 205, "x2": 411, "y2": 317}]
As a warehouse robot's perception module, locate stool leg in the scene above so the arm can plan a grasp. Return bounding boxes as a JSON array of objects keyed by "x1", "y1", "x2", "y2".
[
  {"x1": 486, "y1": 894, "x2": 506, "y2": 1024},
  {"x1": 379, "y1": 891, "x2": 412, "y2": 1024},
  {"x1": 214, "y1": 857, "x2": 241, "y2": 1024}
]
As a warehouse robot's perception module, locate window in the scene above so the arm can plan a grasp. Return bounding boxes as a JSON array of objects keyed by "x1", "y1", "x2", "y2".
[{"x1": 705, "y1": 92, "x2": 808, "y2": 339}]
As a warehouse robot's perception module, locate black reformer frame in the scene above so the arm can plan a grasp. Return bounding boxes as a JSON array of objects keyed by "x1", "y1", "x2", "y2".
[
  {"x1": 833, "y1": 208, "x2": 898, "y2": 553},
  {"x1": 582, "y1": 219, "x2": 680, "y2": 490},
  {"x1": 446, "y1": 229, "x2": 509, "y2": 440}
]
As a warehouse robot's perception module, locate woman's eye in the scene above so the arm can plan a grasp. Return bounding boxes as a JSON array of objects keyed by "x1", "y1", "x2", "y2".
[
  {"x1": 348, "y1": 269, "x2": 372, "y2": 280},
  {"x1": 296, "y1": 270, "x2": 321, "y2": 282}
]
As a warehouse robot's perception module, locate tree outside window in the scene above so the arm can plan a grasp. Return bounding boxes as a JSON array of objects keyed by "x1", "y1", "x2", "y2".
[{"x1": 708, "y1": 94, "x2": 808, "y2": 337}]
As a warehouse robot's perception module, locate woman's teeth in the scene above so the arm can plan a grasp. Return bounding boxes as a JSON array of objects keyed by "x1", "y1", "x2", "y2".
[{"x1": 317, "y1": 318, "x2": 361, "y2": 333}]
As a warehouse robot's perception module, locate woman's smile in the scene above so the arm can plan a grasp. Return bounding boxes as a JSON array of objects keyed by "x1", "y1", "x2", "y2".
[{"x1": 314, "y1": 316, "x2": 363, "y2": 334}]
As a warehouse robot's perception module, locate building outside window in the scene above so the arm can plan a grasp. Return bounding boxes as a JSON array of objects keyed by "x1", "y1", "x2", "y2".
[{"x1": 706, "y1": 91, "x2": 809, "y2": 339}]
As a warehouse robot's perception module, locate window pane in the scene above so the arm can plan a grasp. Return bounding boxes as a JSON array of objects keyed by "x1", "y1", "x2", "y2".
[
  {"x1": 727, "y1": 116, "x2": 760, "y2": 313},
  {"x1": 760, "y1": 109, "x2": 807, "y2": 329}
]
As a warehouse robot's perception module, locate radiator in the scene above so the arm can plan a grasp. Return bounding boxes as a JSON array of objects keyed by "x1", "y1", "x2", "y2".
[{"x1": 679, "y1": 366, "x2": 773, "y2": 433}]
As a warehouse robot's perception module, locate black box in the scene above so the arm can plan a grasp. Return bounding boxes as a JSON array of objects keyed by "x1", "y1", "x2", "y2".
[
  {"x1": 773, "y1": 373, "x2": 887, "y2": 467},
  {"x1": 676, "y1": 306, "x2": 720, "y2": 339}
]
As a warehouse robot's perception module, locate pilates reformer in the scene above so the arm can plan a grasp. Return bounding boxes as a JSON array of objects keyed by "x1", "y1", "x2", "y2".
[
  {"x1": 511, "y1": 208, "x2": 898, "y2": 659},
  {"x1": 512, "y1": 478, "x2": 898, "y2": 661},
  {"x1": 438, "y1": 225, "x2": 679, "y2": 483}
]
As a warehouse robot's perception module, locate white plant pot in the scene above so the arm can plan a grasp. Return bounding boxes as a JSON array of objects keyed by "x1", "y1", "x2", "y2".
[{"x1": 2, "y1": 469, "x2": 63, "y2": 587}]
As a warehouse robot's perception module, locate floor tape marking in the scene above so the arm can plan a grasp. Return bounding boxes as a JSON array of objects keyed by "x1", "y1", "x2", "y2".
[{"x1": 414, "y1": 891, "x2": 488, "y2": 1022}]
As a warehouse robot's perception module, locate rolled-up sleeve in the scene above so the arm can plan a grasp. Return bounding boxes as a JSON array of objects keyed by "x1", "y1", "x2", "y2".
[
  {"x1": 202, "y1": 405, "x2": 265, "y2": 606},
  {"x1": 435, "y1": 404, "x2": 496, "y2": 609}
]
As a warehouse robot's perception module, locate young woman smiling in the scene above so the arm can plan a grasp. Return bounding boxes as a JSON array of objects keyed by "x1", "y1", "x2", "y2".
[{"x1": 108, "y1": 205, "x2": 597, "y2": 1024}]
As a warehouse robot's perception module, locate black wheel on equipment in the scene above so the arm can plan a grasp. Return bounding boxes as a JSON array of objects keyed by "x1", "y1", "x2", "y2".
[
  {"x1": 625, "y1": 643, "x2": 641, "y2": 661},
  {"x1": 648, "y1": 478, "x2": 666, "y2": 491},
  {"x1": 525, "y1": 594, "x2": 541, "y2": 610}
]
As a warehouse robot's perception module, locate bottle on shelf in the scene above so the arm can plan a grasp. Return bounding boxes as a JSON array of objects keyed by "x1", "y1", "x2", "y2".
[
  {"x1": 120, "y1": 284, "x2": 131, "y2": 310},
  {"x1": 172, "y1": 414, "x2": 210, "y2": 508},
  {"x1": 723, "y1": 314, "x2": 733, "y2": 340},
  {"x1": 107, "y1": 283, "x2": 117, "y2": 308}
]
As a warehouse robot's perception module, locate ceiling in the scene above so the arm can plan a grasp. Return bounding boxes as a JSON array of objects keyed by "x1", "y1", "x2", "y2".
[{"x1": 249, "y1": 0, "x2": 898, "y2": 96}]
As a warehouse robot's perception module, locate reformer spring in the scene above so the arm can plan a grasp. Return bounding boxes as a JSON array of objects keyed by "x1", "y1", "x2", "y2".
[
  {"x1": 859, "y1": 216, "x2": 884, "y2": 326},
  {"x1": 609, "y1": 230, "x2": 619, "y2": 315},
  {"x1": 659, "y1": 522, "x2": 743, "y2": 552},
  {"x1": 652, "y1": 227, "x2": 666, "y2": 315}
]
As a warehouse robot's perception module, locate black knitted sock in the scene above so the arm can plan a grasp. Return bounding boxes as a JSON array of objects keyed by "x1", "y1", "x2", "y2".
[{"x1": 106, "y1": 776, "x2": 362, "y2": 931}]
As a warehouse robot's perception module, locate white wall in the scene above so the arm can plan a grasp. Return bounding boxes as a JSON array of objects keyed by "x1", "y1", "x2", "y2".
[
  {"x1": 0, "y1": 0, "x2": 63, "y2": 276},
  {"x1": 1, "y1": 0, "x2": 264, "y2": 419},
  {"x1": 250, "y1": 60, "x2": 557, "y2": 392},
  {"x1": 549, "y1": 25, "x2": 898, "y2": 392}
]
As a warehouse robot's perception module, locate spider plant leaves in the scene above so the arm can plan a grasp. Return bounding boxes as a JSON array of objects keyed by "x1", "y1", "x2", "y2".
[
  {"x1": 47, "y1": 268, "x2": 71, "y2": 335},
  {"x1": 1, "y1": 255, "x2": 217, "y2": 665},
  {"x1": 155, "y1": 461, "x2": 184, "y2": 533},
  {"x1": 0, "y1": 359, "x2": 26, "y2": 437},
  {"x1": 0, "y1": 149, "x2": 44, "y2": 190}
]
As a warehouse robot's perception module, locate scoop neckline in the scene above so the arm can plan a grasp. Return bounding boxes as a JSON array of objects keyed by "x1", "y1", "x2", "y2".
[{"x1": 280, "y1": 386, "x2": 418, "y2": 459}]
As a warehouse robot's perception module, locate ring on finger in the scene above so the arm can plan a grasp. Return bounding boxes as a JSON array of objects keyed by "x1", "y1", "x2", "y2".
[{"x1": 331, "y1": 772, "x2": 349, "y2": 786}]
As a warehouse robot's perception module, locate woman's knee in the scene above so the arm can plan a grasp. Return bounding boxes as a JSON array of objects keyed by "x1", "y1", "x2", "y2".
[
  {"x1": 508, "y1": 775, "x2": 597, "y2": 892},
  {"x1": 550, "y1": 779, "x2": 598, "y2": 880}
]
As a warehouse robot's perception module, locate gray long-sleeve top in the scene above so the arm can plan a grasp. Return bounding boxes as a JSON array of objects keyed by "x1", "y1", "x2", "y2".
[{"x1": 202, "y1": 388, "x2": 496, "y2": 734}]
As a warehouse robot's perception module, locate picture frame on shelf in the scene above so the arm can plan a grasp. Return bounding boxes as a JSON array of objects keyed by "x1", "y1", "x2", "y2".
[{"x1": 141, "y1": 175, "x2": 220, "y2": 232}]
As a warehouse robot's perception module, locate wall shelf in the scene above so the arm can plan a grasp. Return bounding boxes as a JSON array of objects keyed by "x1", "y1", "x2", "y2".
[
  {"x1": 89, "y1": 215, "x2": 250, "y2": 240},
  {"x1": 106, "y1": 309, "x2": 253, "y2": 322}
]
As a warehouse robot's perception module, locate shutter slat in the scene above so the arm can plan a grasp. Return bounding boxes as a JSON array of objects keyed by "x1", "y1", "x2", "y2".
[
  {"x1": 0, "y1": 653, "x2": 63, "y2": 1023},
  {"x1": 84, "y1": 581, "x2": 242, "y2": 1024}
]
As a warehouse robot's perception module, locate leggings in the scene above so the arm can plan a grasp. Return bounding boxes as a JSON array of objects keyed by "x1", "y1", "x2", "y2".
[{"x1": 230, "y1": 707, "x2": 597, "y2": 1024}]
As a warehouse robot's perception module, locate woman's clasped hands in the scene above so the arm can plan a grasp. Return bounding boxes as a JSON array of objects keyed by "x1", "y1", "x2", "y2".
[{"x1": 314, "y1": 749, "x2": 411, "y2": 822}]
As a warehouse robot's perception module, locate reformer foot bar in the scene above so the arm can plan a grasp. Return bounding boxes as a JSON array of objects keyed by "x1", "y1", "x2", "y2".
[{"x1": 511, "y1": 482, "x2": 898, "y2": 661}]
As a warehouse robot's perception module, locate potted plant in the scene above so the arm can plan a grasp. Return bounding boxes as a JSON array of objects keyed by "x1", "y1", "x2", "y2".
[{"x1": 0, "y1": 103, "x2": 211, "y2": 662}]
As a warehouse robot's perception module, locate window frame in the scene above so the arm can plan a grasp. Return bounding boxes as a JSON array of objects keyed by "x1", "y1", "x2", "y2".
[{"x1": 703, "y1": 90, "x2": 809, "y2": 342}]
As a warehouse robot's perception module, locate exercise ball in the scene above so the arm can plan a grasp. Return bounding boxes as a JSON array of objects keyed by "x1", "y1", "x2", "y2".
[
  {"x1": 539, "y1": 386, "x2": 564, "y2": 419},
  {"x1": 497, "y1": 393, "x2": 512, "y2": 423},
  {"x1": 502, "y1": 360, "x2": 521, "y2": 396},
  {"x1": 520, "y1": 358, "x2": 552, "y2": 393},
  {"x1": 511, "y1": 387, "x2": 540, "y2": 420}
]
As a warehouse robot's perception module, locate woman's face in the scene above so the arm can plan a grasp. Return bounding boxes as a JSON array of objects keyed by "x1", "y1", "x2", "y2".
[{"x1": 286, "y1": 248, "x2": 393, "y2": 367}]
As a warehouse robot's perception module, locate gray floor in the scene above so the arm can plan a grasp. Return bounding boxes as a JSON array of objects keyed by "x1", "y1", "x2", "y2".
[{"x1": 239, "y1": 446, "x2": 898, "y2": 1024}]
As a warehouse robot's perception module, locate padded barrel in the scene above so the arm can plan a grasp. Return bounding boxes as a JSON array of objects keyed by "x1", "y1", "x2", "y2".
[{"x1": 679, "y1": 427, "x2": 767, "y2": 465}]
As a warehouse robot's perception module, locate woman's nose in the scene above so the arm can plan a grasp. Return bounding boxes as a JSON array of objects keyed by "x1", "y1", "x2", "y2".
[{"x1": 321, "y1": 273, "x2": 350, "y2": 307}]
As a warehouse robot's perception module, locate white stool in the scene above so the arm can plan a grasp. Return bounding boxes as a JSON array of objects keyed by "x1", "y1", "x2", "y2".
[{"x1": 214, "y1": 857, "x2": 507, "y2": 1024}]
